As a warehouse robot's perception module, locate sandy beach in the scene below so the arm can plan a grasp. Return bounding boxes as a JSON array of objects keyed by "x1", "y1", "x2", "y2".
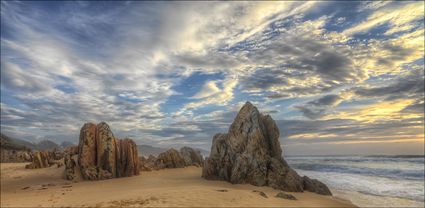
[{"x1": 1, "y1": 163, "x2": 355, "y2": 207}]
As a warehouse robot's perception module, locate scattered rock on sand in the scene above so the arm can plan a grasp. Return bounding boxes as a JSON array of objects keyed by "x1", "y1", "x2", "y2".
[
  {"x1": 302, "y1": 176, "x2": 332, "y2": 195},
  {"x1": 216, "y1": 189, "x2": 228, "y2": 192},
  {"x1": 275, "y1": 192, "x2": 297, "y2": 200},
  {"x1": 202, "y1": 102, "x2": 332, "y2": 195},
  {"x1": 253, "y1": 190, "x2": 268, "y2": 198}
]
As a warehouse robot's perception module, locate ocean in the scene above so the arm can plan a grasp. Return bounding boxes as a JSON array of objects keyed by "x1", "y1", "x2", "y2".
[{"x1": 286, "y1": 155, "x2": 425, "y2": 208}]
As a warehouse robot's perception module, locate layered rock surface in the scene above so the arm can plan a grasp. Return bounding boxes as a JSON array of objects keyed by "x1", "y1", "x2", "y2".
[
  {"x1": 64, "y1": 122, "x2": 139, "y2": 181},
  {"x1": 202, "y1": 102, "x2": 332, "y2": 195}
]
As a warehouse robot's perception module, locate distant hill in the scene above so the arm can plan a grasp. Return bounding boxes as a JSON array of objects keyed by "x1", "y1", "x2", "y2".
[
  {"x1": 60, "y1": 141, "x2": 75, "y2": 149},
  {"x1": 138, "y1": 145, "x2": 168, "y2": 157},
  {"x1": 0, "y1": 133, "x2": 75, "y2": 151},
  {"x1": 137, "y1": 144, "x2": 209, "y2": 157},
  {"x1": 36, "y1": 140, "x2": 59, "y2": 150},
  {"x1": 195, "y1": 148, "x2": 210, "y2": 157},
  {"x1": 0, "y1": 133, "x2": 35, "y2": 150}
]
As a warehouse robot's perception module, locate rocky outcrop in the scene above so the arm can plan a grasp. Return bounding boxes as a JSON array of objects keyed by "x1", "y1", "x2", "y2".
[
  {"x1": 154, "y1": 148, "x2": 185, "y2": 169},
  {"x1": 78, "y1": 123, "x2": 98, "y2": 180},
  {"x1": 202, "y1": 102, "x2": 332, "y2": 195},
  {"x1": 180, "y1": 146, "x2": 204, "y2": 167},
  {"x1": 1, "y1": 149, "x2": 32, "y2": 163},
  {"x1": 139, "y1": 155, "x2": 157, "y2": 171},
  {"x1": 25, "y1": 151, "x2": 51, "y2": 169},
  {"x1": 64, "y1": 146, "x2": 81, "y2": 181},
  {"x1": 302, "y1": 176, "x2": 332, "y2": 195},
  {"x1": 117, "y1": 139, "x2": 139, "y2": 177},
  {"x1": 65, "y1": 122, "x2": 139, "y2": 181},
  {"x1": 139, "y1": 147, "x2": 204, "y2": 171}
]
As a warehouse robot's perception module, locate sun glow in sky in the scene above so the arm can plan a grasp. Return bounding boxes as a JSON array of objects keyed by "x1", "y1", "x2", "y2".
[{"x1": 1, "y1": 1, "x2": 424, "y2": 155}]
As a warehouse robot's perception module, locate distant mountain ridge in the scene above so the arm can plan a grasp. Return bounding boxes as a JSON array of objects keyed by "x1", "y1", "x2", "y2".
[
  {"x1": 1, "y1": 133, "x2": 209, "y2": 155},
  {"x1": 138, "y1": 144, "x2": 209, "y2": 157},
  {"x1": 0, "y1": 133, "x2": 74, "y2": 151}
]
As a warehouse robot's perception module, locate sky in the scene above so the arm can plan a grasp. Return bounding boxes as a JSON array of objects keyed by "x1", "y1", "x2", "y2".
[{"x1": 1, "y1": 1, "x2": 424, "y2": 155}]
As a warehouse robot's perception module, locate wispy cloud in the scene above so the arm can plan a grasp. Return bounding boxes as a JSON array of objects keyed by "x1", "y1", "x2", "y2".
[{"x1": 1, "y1": 1, "x2": 423, "y2": 155}]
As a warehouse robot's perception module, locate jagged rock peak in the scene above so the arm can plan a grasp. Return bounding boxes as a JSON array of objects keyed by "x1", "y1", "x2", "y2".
[{"x1": 202, "y1": 101, "x2": 332, "y2": 195}]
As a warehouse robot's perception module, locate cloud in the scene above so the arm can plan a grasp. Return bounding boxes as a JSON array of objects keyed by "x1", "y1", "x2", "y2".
[
  {"x1": 190, "y1": 81, "x2": 222, "y2": 99},
  {"x1": 344, "y1": 1, "x2": 424, "y2": 36},
  {"x1": 353, "y1": 67, "x2": 424, "y2": 101},
  {"x1": 295, "y1": 94, "x2": 343, "y2": 119},
  {"x1": 181, "y1": 78, "x2": 238, "y2": 113},
  {"x1": 0, "y1": 1, "x2": 423, "y2": 155}
]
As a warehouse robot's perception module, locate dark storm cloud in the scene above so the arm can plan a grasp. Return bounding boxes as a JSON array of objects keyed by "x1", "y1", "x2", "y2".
[
  {"x1": 237, "y1": 27, "x2": 363, "y2": 98},
  {"x1": 354, "y1": 68, "x2": 424, "y2": 100},
  {"x1": 377, "y1": 43, "x2": 415, "y2": 67},
  {"x1": 295, "y1": 94, "x2": 342, "y2": 119}
]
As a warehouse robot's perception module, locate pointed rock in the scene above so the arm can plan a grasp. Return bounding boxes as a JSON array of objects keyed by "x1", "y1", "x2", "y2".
[{"x1": 202, "y1": 101, "x2": 332, "y2": 195}]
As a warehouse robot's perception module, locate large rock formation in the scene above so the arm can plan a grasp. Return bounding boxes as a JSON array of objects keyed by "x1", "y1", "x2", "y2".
[
  {"x1": 202, "y1": 102, "x2": 332, "y2": 195},
  {"x1": 117, "y1": 139, "x2": 139, "y2": 177},
  {"x1": 180, "y1": 146, "x2": 204, "y2": 167},
  {"x1": 154, "y1": 148, "x2": 186, "y2": 169},
  {"x1": 64, "y1": 122, "x2": 139, "y2": 181}
]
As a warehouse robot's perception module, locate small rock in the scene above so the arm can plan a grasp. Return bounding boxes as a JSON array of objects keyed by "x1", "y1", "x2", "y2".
[
  {"x1": 275, "y1": 192, "x2": 297, "y2": 200},
  {"x1": 21, "y1": 186, "x2": 30, "y2": 190},
  {"x1": 216, "y1": 189, "x2": 228, "y2": 192},
  {"x1": 253, "y1": 190, "x2": 268, "y2": 198}
]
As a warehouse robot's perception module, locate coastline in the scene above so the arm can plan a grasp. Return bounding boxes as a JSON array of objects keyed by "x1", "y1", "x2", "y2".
[
  {"x1": 332, "y1": 189, "x2": 424, "y2": 208},
  {"x1": 1, "y1": 163, "x2": 356, "y2": 207}
]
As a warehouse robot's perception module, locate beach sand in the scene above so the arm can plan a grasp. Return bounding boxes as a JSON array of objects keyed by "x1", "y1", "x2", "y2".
[{"x1": 1, "y1": 163, "x2": 355, "y2": 207}]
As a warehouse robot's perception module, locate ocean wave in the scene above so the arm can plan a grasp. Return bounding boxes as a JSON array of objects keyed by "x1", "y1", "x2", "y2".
[
  {"x1": 286, "y1": 156, "x2": 425, "y2": 181},
  {"x1": 296, "y1": 169, "x2": 425, "y2": 202}
]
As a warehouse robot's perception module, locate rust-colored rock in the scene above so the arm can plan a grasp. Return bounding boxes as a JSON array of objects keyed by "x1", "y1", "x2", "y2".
[
  {"x1": 96, "y1": 122, "x2": 118, "y2": 179},
  {"x1": 65, "y1": 122, "x2": 139, "y2": 181},
  {"x1": 78, "y1": 123, "x2": 98, "y2": 180},
  {"x1": 202, "y1": 102, "x2": 332, "y2": 195},
  {"x1": 25, "y1": 151, "x2": 51, "y2": 169},
  {"x1": 117, "y1": 138, "x2": 139, "y2": 177}
]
